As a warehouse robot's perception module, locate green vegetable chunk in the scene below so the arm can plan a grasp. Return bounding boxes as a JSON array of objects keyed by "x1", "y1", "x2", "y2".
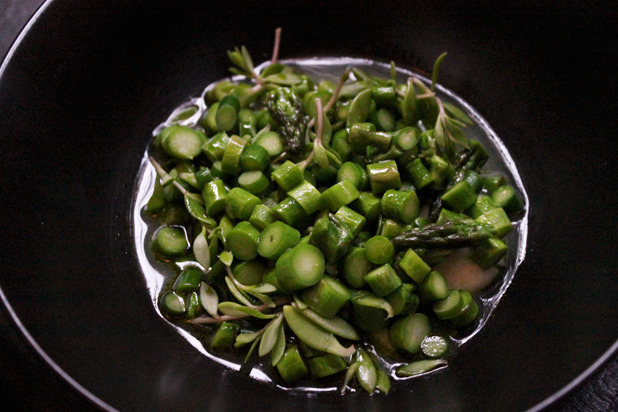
[
  {"x1": 365, "y1": 264, "x2": 402, "y2": 297},
  {"x1": 421, "y1": 335, "x2": 450, "y2": 359},
  {"x1": 152, "y1": 226, "x2": 188, "y2": 257},
  {"x1": 226, "y1": 221, "x2": 260, "y2": 261},
  {"x1": 309, "y1": 214, "x2": 354, "y2": 264},
  {"x1": 321, "y1": 180, "x2": 360, "y2": 212},
  {"x1": 337, "y1": 162, "x2": 368, "y2": 189},
  {"x1": 272, "y1": 160, "x2": 304, "y2": 191},
  {"x1": 240, "y1": 144, "x2": 270, "y2": 172},
  {"x1": 276, "y1": 344, "x2": 309, "y2": 383},
  {"x1": 343, "y1": 247, "x2": 372, "y2": 288},
  {"x1": 365, "y1": 236, "x2": 395, "y2": 265},
  {"x1": 249, "y1": 204, "x2": 276, "y2": 230},
  {"x1": 258, "y1": 221, "x2": 301, "y2": 260},
  {"x1": 470, "y1": 237, "x2": 508, "y2": 269},
  {"x1": 491, "y1": 185, "x2": 523, "y2": 216},
  {"x1": 301, "y1": 275, "x2": 351, "y2": 318},
  {"x1": 159, "y1": 291, "x2": 186, "y2": 317},
  {"x1": 398, "y1": 248, "x2": 431, "y2": 284},
  {"x1": 366, "y1": 160, "x2": 401, "y2": 194},
  {"x1": 307, "y1": 354, "x2": 347, "y2": 378},
  {"x1": 275, "y1": 244, "x2": 325, "y2": 292},
  {"x1": 381, "y1": 189, "x2": 420, "y2": 223},
  {"x1": 441, "y1": 180, "x2": 477, "y2": 212},
  {"x1": 288, "y1": 180, "x2": 322, "y2": 215},
  {"x1": 211, "y1": 322, "x2": 240, "y2": 349},
  {"x1": 173, "y1": 266, "x2": 203, "y2": 293},
  {"x1": 389, "y1": 313, "x2": 431, "y2": 354},
  {"x1": 225, "y1": 187, "x2": 260, "y2": 220},
  {"x1": 419, "y1": 270, "x2": 450, "y2": 303},
  {"x1": 160, "y1": 125, "x2": 206, "y2": 160},
  {"x1": 273, "y1": 197, "x2": 306, "y2": 226},
  {"x1": 351, "y1": 192, "x2": 382, "y2": 222},
  {"x1": 202, "y1": 179, "x2": 228, "y2": 216},
  {"x1": 351, "y1": 291, "x2": 393, "y2": 332},
  {"x1": 334, "y1": 206, "x2": 366, "y2": 237}
]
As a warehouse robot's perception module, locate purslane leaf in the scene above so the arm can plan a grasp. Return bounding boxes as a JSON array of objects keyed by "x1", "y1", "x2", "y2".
[
  {"x1": 218, "y1": 301, "x2": 276, "y2": 319},
  {"x1": 199, "y1": 282, "x2": 218, "y2": 317},
  {"x1": 431, "y1": 52, "x2": 448, "y2": 92},
  {"x1": 270, "y1": 324, "x2": 286, "y2": 366},
  {"x1": 193, "y1": 227, "x2": 210, "y2": 269},
  {"x1": 341, "y1": 361, "x2": 361, "y2": 394},
  {"x1": 224, "y1": 276, "x2": 255, "y2": 308},
  {"x1": 443, "y1": 101, "x2": 474, "y2": 125},
  {"x1": 298, "y1": 307, "x2": 360, "y2": 341},
  {"x1": 235, "y1": 330, "x2": 263, "y2": 347},
  {"x1": 258, "y1": 314, "x2": 283, "y2": 357}
]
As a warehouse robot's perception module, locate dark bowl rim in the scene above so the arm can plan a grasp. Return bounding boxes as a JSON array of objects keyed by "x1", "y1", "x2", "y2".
[{"x1": 0, "y1": 1, "x2": 616, "y2": 411}]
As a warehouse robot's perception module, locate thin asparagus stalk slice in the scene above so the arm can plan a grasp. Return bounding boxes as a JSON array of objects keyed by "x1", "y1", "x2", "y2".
[{"x1": 391, "y1": 221, "x2": 492, "y2": 249}]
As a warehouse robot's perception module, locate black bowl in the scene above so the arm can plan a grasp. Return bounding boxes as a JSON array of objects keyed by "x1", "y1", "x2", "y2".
[{"x1": 0, "y1": 1, "x2": 616, "y2": 411}]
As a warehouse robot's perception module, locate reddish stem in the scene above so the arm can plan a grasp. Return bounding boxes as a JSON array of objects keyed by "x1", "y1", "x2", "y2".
[
  {"x1": 323, "y1": 69, "x2": 350, "y2": 113},
  {"x1": 271, "y1": 27, "x2": 282, "y2": 64}
]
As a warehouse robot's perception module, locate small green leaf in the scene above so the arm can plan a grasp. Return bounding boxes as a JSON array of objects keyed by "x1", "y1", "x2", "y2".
[
  {"x1": 260, "y1": 62, "x2": 285, "y2": 77},
  {"x1": 193, "y1": 227, "x2": 210, "y2": 269},
  {"x1": 240, "y1": 45, "x2": 254, "y2": 73},
  {"x1": 396, "y1": 359, "x2": 447, "y2": 377},
  {"x1": 431, "y1": 52, "x2": 448, "y2": 92},
  {"x1": 220, "y1": 251, "x2": 233, "y2": 266},
  {"x1": 341, "y1": 361, "x2": 361, "y2": 394},
  {"x1": 371, "y1": 353, "x2": 391, "y2": 394},
  {"x1": 149, "y1": 157, "x2": 176, "y2": 187},
  {"x1": 248, "y1": 290, "x2": 276, "y2": 308},
  {"x1": 246, "y1": 283, "x2": 277, "y2": 294},
  {"x1": 443, "y1": 101, "x2": 474, "y2": 125},
  {"x1": 346, "y1": 88, "x2": 373, "y2": 127},
  {"x1": 293, "y1": 294, "x2": 308, "y2": 310},
  {"x1": 224, "y1": 277, "x2": 256, "y2": 308},
  {"x1": 178, "y1": 172, "x2": 200, "y2": 189},
  {"x1": 401, "y1": 79, "x2": 420, "y2": 125},
  {"x1": 228, "y1": 67, "x2": 246, "y2": 76},
  {"x1": 235, "y1": 330, "x2": 263, "y2": 347},
  {"x1": 351, "y1": 68, "x2": 371, "y2": 81},
  {"x1": 351, "y1": 290, "x2": 395, "y2": 319},
  {"x1": 244, "y1": 335, "x2": 261, "y2": 363},
  {"x1": 199, "y1": 282, "x2": 218, "y2": 317},
  {"x1": 231, "y1": 277, "x2": 276, "y2": 308},
  {"x1": 298, "y1": 308, "x2": 360, "y2": 341},
  {"x1": 446, "y1": 118, "x2": 469, "y2": 148},
  {"x1": 313, "y1": 142, "x2": 330, "y2": 169},
  {"x1": 259, "y1": 314, "x2": 284, "y2": 357},
  {"x1": 263, "y1": 72, "x2": 303, "y2": 86},
  {"x1": 324, "y1": 146, "x2": 341, "y2": 166},
  {"x1": 218, "y1": 301, "x2": 276, "y2": 319},
  {"x1": 339, "y1": 82, "x2": 369, "y2": 99},
  {"x1": 271, "y1": 325, "x2": 286, "y2": 366},
  {"x1": 283, "y1": 305, "x2": 355, "y2": 357},
  {"x1": 145, "y1": 176, "x2": 166, "y2": 213},
  {"x1": 227, "y1": 49, "x2": 245, "y2": 69},
  {"x1": 184, "y1": 194, "x2": 209, "y2": 222},
  {"x1": 356, "y1": 349, "x2": 378, "y2": 394}
]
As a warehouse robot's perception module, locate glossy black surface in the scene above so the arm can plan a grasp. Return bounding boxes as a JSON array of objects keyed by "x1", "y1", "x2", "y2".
[{"x1": 0, "y1": 1, "x2": 616, "y2": 411}]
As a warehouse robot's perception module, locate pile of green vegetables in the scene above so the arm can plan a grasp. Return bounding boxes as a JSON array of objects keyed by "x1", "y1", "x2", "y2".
[{"x1": 143, "y1": 29, "x2": 523, "y2": 394}]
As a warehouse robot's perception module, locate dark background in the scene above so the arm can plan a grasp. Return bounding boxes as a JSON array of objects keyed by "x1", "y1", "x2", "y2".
[{"x1": 0, "y1": 1, "x2": 615, "y2": 411}]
